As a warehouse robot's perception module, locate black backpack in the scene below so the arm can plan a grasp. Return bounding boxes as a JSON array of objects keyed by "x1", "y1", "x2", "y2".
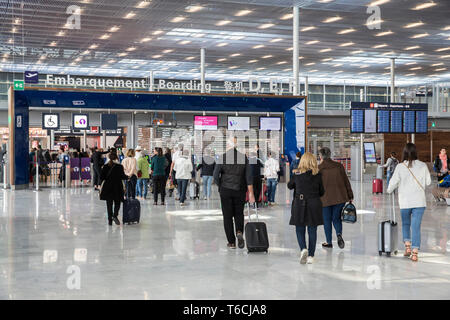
[{"x1": 341, "y1": 202, "x2": 357, "y2": 224}]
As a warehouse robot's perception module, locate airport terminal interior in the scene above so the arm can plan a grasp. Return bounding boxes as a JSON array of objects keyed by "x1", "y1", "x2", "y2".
[{"x1": 0, "y1": 0, "x2": 450, "y2": 300}]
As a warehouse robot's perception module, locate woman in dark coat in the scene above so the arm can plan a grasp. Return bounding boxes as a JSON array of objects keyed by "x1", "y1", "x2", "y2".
[
  {"x1": 100, "y1": 152, "x2": 128, "y2": 225},
  {"x1": 288, "y1": 152, "x2": 325, "y2": 265}
]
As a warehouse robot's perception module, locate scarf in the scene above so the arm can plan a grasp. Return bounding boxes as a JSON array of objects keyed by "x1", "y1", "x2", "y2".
[{"x1": 440, "y1": 153, "x2": 448, "y2": 171}]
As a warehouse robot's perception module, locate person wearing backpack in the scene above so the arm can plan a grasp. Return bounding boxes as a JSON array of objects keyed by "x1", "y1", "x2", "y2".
[
  {"x1": 387, "y1": 143, "x2": 431, "y2": 262},
  {"x1": 382, "y1": 152, "x2": 399, "y2": 186}
]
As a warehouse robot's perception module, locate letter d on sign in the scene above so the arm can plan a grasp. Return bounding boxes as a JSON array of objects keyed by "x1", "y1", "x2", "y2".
[{"x1": 66, "y1": 265, "x2": 81, "y2": 290}]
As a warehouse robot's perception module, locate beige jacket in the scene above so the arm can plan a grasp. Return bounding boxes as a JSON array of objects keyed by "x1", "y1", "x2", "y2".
[{"x1": 122, "y1": 157, "x2": 137, "y2": 177}]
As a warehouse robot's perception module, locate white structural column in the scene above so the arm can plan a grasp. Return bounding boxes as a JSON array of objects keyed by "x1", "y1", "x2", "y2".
[
  {"x1": 149, "y1": 71, "x2": 154, "y2": 92},
  {"x1": 293, "y1": 6, "x2": 299, "y2": 96},
  {"x1": 390, "y1": 58, "x2": 395, "y2": 103},
  {"x1": 200, "y1": 48, "x2": 205, "y2": 94},
  {"x1": 305, "y1": 76, "x2": 309, "y2": 97}
]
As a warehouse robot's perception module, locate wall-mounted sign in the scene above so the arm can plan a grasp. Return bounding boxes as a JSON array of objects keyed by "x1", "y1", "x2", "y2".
[
  {"x1": 72, "y1": 100, "x2": 86, "y2": 106},
  {"x1": 13, "y1": 80, "x2": 24, "y2": 91},
  {"x1": 24, "y1": 71, "x2": 39, "y2": 84},
  {"x1": 72, "y1": 114, "x2": 89, "y2": 130},
  {"x1": 43, "y1": 99, "x2": 56, "y2": 105},
  {"x1": 42, "y1": 113, "x2": 60, "y2": 130},
  {"x1": 16, "y1": 115, "x2": 22, "y2": 128},
  {"x1": 101, "y1": 114, "x2": 118, "y2": 130}
]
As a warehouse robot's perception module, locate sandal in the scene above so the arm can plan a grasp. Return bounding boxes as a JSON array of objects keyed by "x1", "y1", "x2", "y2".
[
  {"x1": 411, "y1": 250, "x2": 419, "y2": 262},
  {"x1": 404, "y1": 243, "x2": 412, "y2": 257}
]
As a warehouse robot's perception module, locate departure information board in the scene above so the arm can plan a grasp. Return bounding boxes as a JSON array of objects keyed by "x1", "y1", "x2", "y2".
[{"x1": 350, "y1": 102, "x2": 428, "y2": 134}]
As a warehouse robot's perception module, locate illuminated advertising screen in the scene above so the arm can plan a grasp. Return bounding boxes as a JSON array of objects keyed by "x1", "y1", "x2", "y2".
[
  {"x1": 364, "y1": 142, "x2": 377, "y2": 163},
  {"x1": 194, "y1": 116, "x2": 218, "y2": 131},
  {"x1": 259, "y1": 117, "x2": 281, "y2": 131},
  {"x1": 227, "y1": 116, "x2": 250, "y2": 131}
]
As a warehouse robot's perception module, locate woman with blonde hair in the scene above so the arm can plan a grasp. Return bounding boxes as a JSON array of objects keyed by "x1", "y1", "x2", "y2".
[
  {"x1": 121, "y1": 148, "x2": 138, "y2": 199},
  {"x1": 288, "y1": 152, "x2": 325, "y2": 264}
]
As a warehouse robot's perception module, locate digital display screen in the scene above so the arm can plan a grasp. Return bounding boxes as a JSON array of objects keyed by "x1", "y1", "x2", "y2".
[
  {"x1": 415, "y1": 111, "x2": 428, "y2": 133},
  {"x1": 390, "y1": 111, "x2": 403, "y2": 133},
  {"x1": 377, "y1": 110, "x2": 390, "y2": 133},
  {"x1": 101, "y1": 114, "x2": 118, "y2": 130},
  {"x1": 351, "y1": 109, "x2": 364, "y2": 133},
  {"x1": 364, "y1": 142, "x2": 377, "y2": 163},
  {"x1": 364, "y1": 109, "x2": 377, "y2": 133},
  {"x1": 227, "y1": 116, "x2": 250, "y2": 131},
  {"x1": 403, "y1": 111, "x2": 416, "y2": 133},
  {"x1": 194, "y1": 116, "x2": 218, "y2": 131},
  {"x1": 259, "y1": 117, "x2": 281, "y2": 131}
]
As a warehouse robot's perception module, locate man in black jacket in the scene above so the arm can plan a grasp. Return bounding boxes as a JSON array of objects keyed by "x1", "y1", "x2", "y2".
[
  {"x1": 249, "y1": 151, "x2": 264, "y2": 207},
  {"x1": 91, "y1": 147, "x2": 109, "y2": 190},
  {"x1": 214, "y1": 137, "x2": 255, "y2": 249}
]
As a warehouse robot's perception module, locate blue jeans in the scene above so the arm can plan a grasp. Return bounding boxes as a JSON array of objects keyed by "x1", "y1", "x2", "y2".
[
  {"x1": 267, "y1": 178, "x2": 278, "y2": 203},
  {"x1": 202, "y1": 176, "x2": 213, "y2": 198},
  {"x1": 322, "y1": 203, "x2": 345, "y2": 244},
  {"x1": 296, "y1": 226, "x2": 318, "y2": 257},
  {"x1": 136, "y1": 178, "x2": 148, "y2": 198},
  {"x1": 400, "y1": 207, "x2": 425, "y2": 250},
  {"x1": 386, "y1": 170, "x2": 393, "y2": 187},
  {"x1": 178, "y1": 179, "x2": 189, "y2": 203}
]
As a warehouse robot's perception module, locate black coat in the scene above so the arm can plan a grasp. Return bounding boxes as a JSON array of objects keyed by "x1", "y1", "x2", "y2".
[
  {"x1": 92, "y1": 151, "x2": 108, "y2": 168},
  {"x1": 99, "y1": 163, "x2": 128, "y2": 202},
  {"x1": 197, "y1": 156, "x2": 216, "y2": 177},
  {"x1": 213, "y1": 148, "x2": 253, "y2": 193},
  {"x1": 287, "y1": 171, "x2": 325, "y2": 227}
]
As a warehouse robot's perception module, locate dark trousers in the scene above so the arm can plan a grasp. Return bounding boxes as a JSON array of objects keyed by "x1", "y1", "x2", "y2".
[
  {"x1": 93, "y1": 166, "x2": 101, "y2": 186},
  {"x1": 153, "y1": 175, "x2": 166, "y2": 203},
  {"x1": 178, "y1": 179, "x2": 189, "y2": 203},
  {"x1": 322, "y1": 203, "x2": 345, "y2": 244},
  {"x1": 126, "y1": 175, "x2": 137, "y2": 199},
  {"x1": 220, "y1": 188, "x2": 246, "y2": 245},
  {"x1": 106, "y1": 199, "x2": 121, "y2": 222},
  {"x1": 295, "y1": 225, "x2": 318, "y2": 257},
  {"x1": 253, "y1": 176, "x2": 262, "y2": 203}
]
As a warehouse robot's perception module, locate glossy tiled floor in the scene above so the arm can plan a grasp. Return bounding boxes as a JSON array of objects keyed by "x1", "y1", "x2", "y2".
[{"x1": 0, "y1": 180, "x2": 449, "y2": 300}]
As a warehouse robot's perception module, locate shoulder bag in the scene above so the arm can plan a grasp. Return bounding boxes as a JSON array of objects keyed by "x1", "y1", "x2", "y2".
[
  {"x1": 99, "y1": 164, "x2": 116, "y2": 200},
  {"x1": 403, "y1": 163, "x2": 425, "y2": 191},
  {"x1": 341, "y1": 201, "x2": 357, "y2": 224}
]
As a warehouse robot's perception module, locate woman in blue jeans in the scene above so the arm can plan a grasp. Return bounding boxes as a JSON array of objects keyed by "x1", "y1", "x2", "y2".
[
  {"x1": 387, "y1": 143, "x2": 431, "y2": 262},
  {"x1": 288, "y1": 152, "x2": 325, "y2": 264}
]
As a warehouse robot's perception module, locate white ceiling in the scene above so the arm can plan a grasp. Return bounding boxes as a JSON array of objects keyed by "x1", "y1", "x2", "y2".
[{"x1": 0, "y1": 0, "x2": 449, "y2": 86}]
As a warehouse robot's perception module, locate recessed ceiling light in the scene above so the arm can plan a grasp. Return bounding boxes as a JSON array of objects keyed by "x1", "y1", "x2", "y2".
[
  {"x1": 280, "y1": 13, "x2": 293, "y2": 20},
  {"x1": 262, "y1": 55, "x2": 273, "y2": 59},
  {"x1": 89, "y1": 44, "x2": 98, "y2": 49},
  {"x1": 435, "y1": 68, "x2": 447, "y2": 71},
  {"x1": 216, "y1": 20, "x2": 231, "y2": 26},
  {"x1": 305, "y1": 62, "x2": 316, "y2": 66},
  {"x1": 320, "y1": 48, "x2": 332, "y2": 53},
  {"x1": 124, "y1": 12, "x2": 136, "y2": 19},
  {"x1": 412, "y1": 53, "x2": 425, "y2": 57},
  {"x1": 441, "y1": 54, "x2": 450, "y2": 58},
  {"x1": 14, "y1": 18, "x2": 21, "y2": 24},
  {"x1": 49, "y1": 41, "x2": 57, "y2": 47},
  {"x1": 360, "y1": 65, "x2": 369, "y2": 68},
  {"x1": 322, "y1": 58, "x2": 333, "y2": 62},
  {"x1": 136, "y1": 1, "x2": 150, "y2": 8},
  {"x1": 432, "y1": 63, "x2": 444, "y2": 66},
  {"x1": 405, "y1": 73, "x2": 416, "y2": 76},
  {"x1": 301, "y1": 26, "x2": 316, "y2": 32},
  {"x1": 410, "y1": 67, "x2": 422, "y2": 70},
  {"x1": 338, "y1": 28, "x2": 356, "y2": 34},
  {"x1": 228, "y1": 66, "x2": 238, "y2": 69},
  {"x1": 359, "y1": 71, "x2": 368, "y2": 74},
  {"x1": 217, "y1": 58, "x2": 227, "y2": 62},
  {"x1": 57, "y1": 31, "x2": 66, "y2": 36},
  {"x1": 412, "y1": 2, "x2": 437, "y2": 10},
  {"x1": 306, "y1": 40, "x2": 320, "y2": 45},
  {"x1": 152, "y1": 54, "x2": 162, "y2": 58},
  {"x1": 235, "y1": 9, "x2": 252, "y2": 16},
  {"x1": 192, "y1": 33, "x2": 205, "y2": 38},
  {"x1": 185, "y1": 56, "x2": 195, "y2": 60},
  {"x1": 404, "y1": 22, "x2": 424, "y2": 28},
  {"x1": 270, "y1": 38, "x2": 283, "y2": 43},
  {"x1": 126, "y1": 47, "x2": 136, "y2": 52},
  {"x1": 109, "y1": 26, "x2": 120, "y2": 32},
  {"x1": 333, "y1": 63, "x2": 343, "y2": 67},
  {"x1": 252, "y1": 44, "x2": 264, "y2": 49},
  {"x1": 276, "y1": 61, "x2": 287, "y2": 65},
  {"x1": 81, "y1": 50, "x2": 90, "y2": 55},
  {"x1": 179, "y1": 40, "x2": 191, "y2": 44},
  {"x1": 410, "y1": 33, "x2": 429, "y2": 38},
  {"x1": 299, "y1": 56, "x2": 304, "y2": 59},
  {"x1": 217, "y1": 42, "x2": 229, "y2": 47},
  {"x1": 99, "y1": 34, "x2": 110, "y2": 39},
  {"x1": 163, "y1": 49, "x2": 173, "y2": 53},
  {"x1": 248, "y1": 59, "x2": 258, "y2": 63},
  {"x1": 405, "y1": 62, "x2": 417, "y2": 65},
  {"x1": 435, "y1": 47, "x2": 450, "y2": 52},
  {"x1": 335, "y1": 70, "x2": 343, "y2": 74},
  {"x1": 101, "y1": 64, "x2": 109, "y2": 68},
  {"x1": 118, "y1": 52, "x2": 128, "y2": 57},
  {"x1": 108, "y1": 59, "x2": 116, "y2": 63},
  {"x1": 317, "y1": 0, "x2": 335, "y2": 3},
  {"x1": 340, "y1": 42, "x2": 354, "y2": 47},
  {"x1": 404, "y1": 46, "x2": 420, "y2": 50},
  {"x1": 382, "y1": 51, "x2": 396, "y2": 56},
  {"x1": 186, "y1": 5, "x2": 204, "y2": 12},
  {"x1": 141, "y1": 37, "x2": 152, "y2": 43},
  {"x1": 286, "y1": 47, "x2": 293, "y2": 51},
  {"x1": 153, "y1": 30, "x2": 164, "y2": 35},
  {"x1": 259, "y1": 23, "x2": 275, "y2": 29},
  {"x1": 230, "y1": 35, "x2": 245, "y2": 40},
  {"x1": 171, "y1": 16, "x2": 185, "y2": 23},
  {"x1": 442, "y1": 26, "x2": 450, "y2": 31},
  {"x1": 309, "y1": 70, "x2": 318, "y2": 73},
  {"x1": 323, "y1": 16, "x2": 342, "y2": 23},
  {"x1": 373, "y1": 43, "x2": 388, "y2": 48},
  {"x1": 352, "y1": 50, "x2": 364, "y2": 54},
  {"x1": 230, "y1": 53, "x2": 241, "y2": 57},
  {"x1": 376, "y1": 30, "x2": 394, "y2": 36},
  {"x1": 368, "y1": 0, "x2": 390, "y2": 6},
  {"x1": 256, "y1": 67, "x2": 266, "y2": 70}
]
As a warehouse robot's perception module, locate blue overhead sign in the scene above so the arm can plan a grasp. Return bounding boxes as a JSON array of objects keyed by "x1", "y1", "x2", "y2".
[{"x1": 24, "y1": 71, "x2": 39, "y2": 84}]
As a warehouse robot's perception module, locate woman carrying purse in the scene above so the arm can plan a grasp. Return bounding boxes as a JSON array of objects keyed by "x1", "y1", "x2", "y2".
[{"x1": 288, "y1": 152, "x2": 325, "y2": 264}]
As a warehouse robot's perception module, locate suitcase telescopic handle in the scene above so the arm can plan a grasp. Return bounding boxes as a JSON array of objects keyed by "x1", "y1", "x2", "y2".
[
  {"x1": 246, "y1": 203, "x2": 259, "y2": 222},
  {"x1": 391, "y1": 190, "x2": 396, "y2": 224}
]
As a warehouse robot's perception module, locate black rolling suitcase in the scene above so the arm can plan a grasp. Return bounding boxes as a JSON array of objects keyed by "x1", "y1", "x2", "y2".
[
  {"x1": 123, "y1": 181, "x2": 141, "y2": 224},
  {"x1": 245, "y1": 204, "x2": 269, "y2": 253},
  {"x1": 378, "y1": 192, "x2": 398, "y2": 256}
]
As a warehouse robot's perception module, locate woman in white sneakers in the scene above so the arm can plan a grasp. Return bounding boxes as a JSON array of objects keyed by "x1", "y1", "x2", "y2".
[{"x1": 387, "y1": 143, "x2": 431, "y2": 262}]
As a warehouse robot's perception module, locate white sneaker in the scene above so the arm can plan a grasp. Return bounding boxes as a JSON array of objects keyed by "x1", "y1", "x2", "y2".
[
  {"x1": 300, "y1": 249, "x2": 308, "y2": 264},
  {"x1": 307, "y1": 256, "x2": 314, "y2": 264}
]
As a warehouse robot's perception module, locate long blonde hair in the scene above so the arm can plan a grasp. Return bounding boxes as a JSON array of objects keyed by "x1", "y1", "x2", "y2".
[
  {"x1": 126, "y1": 149, "x2": 135, "y2": 157},
  {"x1": 297, "y1": 152, "x2": 319, "y2": 175}
]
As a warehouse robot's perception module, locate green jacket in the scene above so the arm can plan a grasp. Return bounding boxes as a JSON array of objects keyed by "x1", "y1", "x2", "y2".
[
  {"x1": 137, "y1": 156, "x2": 150, "y2": 179},
  {"x1": 151, "y1": 155, "x2": 168, "y2": 176}
]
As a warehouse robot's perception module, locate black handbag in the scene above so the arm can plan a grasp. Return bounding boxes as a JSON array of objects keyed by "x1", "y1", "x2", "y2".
[{"x1": 341, "y1": 202, "x2": 357, "y2": 224}]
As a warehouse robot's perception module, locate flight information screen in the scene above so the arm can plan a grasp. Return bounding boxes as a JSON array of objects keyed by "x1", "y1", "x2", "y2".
[
  {"x1": 364, "y1": 109, "x2": 377, "y2": 133},
  {"x1": 390, "y1": 111, "x2": 403, "y2": 133},
  {"x1": 416, "y1": 111, "x2": 428, "y2": 133},
  {"x1": 377, "y1": 110, "x2": 390, "y2": 133},
  {"x1": 350, "y1": 109, "x2": 364, "y2": 133},
  {"x1": 403, "y1": 111, "x2": 416, "y2": 133}
]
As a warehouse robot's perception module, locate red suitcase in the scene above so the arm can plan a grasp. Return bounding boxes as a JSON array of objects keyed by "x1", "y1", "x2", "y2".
[{"x1": 373, "y1": 179, "x2": 383, "y2": 194}]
